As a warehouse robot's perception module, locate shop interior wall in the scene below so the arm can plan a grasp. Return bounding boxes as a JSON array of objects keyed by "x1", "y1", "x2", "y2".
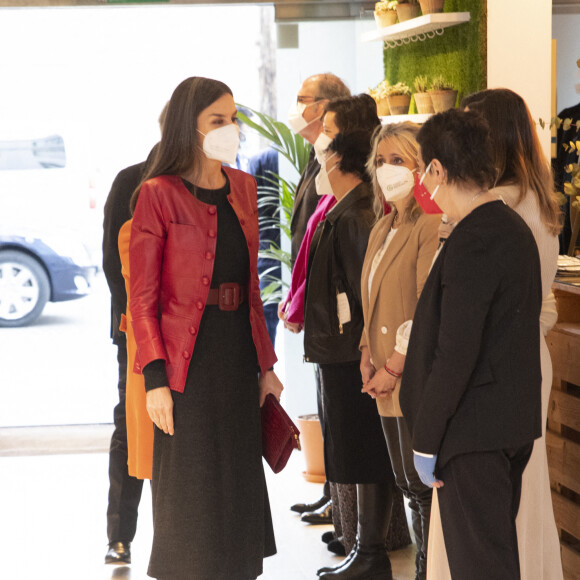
[{"x1": 552, "y1": 12, "x2": 580, "y2": 114}]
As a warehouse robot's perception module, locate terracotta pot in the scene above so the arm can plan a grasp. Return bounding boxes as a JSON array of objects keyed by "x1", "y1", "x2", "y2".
[
  {"x1": 428, "y1": 89, "x2": 458, "y2": 113},
  {"x1": 387, "y1": 94, "x2": 411, "y2": 115},
  {"x1": 296, "y1": 414, "x2": 326, "y2": 483},
  {"x1": 376, "y1": 96, "x2": 391, "y2": 116},
  {"x1": 419, "y1": 0, "x2": 445, "y2": 14},
  {"x1": 414, "y1": 92, "x2": 434, "y2": 114},
  {"x1": 374, "y1": 10, "x2": 398, "y2": 28},
  {"x1": 396, "y1": 4, "x2": 420, "y2": 22}
]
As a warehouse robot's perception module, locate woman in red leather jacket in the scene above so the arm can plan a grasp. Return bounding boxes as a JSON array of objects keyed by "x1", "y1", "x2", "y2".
[{"x1": 129, "y1": 76, "x2": 283, "y2": 580}]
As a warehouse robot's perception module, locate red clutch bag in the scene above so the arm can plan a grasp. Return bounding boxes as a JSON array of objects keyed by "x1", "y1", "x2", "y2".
[{"x1": 261, "y1": 394, "x2": 301, "y2": 473}]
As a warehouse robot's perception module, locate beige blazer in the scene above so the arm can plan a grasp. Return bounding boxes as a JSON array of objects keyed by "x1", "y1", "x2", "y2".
[{"x1": 360, "y1": 211, "x2": 440, "y2": 416}]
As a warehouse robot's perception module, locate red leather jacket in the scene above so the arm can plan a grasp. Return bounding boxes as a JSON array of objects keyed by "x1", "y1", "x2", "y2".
[{"x1": 129, "y1": 167, "x2": 277, "y2": 393}]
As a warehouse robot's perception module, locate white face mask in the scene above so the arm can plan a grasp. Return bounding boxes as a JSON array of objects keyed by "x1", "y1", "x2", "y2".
[
  {"x1": 376, "y1": 164, "x2": 415, "y2": 202},
  {"x1": 315, "y1": 154, "x2": 337, "y2": 196},
  {"x1": 288, "y1": 100, "x2": 320, "y2": 135},
  {"x1": 313, "y1": 133, "x2": 333, "y2": 165},
  {"x1": 198, "y1": 124, "x2": 240, "y2": 165}
]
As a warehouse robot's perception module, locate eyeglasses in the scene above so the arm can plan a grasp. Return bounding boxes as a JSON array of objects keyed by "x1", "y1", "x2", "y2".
[{"x1": 296, "y1": 95, "x2": 322, "y2": 104}]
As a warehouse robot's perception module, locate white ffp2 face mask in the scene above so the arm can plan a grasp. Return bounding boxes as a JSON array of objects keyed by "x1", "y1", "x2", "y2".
[
  {"x1": 315, "y1": 154, "x2": 337, "y2": 196},
  {"x1": 313, "y1": 132, "x2": 333, "y2": 165},
  {"x1": 288, "y1": 100, "x2": 322, "y2": 135},
  {"x1": 376, "y1": 164, "x2": 415, "y2": 202},
  {"x1": 198, "y1": 124, "x2": 240, "y2": 165}
]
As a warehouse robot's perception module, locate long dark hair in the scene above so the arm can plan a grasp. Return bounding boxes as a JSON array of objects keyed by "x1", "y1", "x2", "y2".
[
  {"x1": 130, "y1": 76, "x2": 233, "y2": 213},
  {"x1": 461, "y1": 88, "x2": 562, "y2": 235}
]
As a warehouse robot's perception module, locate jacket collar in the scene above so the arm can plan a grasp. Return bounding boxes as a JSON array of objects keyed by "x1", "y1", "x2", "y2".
[{"x1": 325, "y1": 182, "x2": 372, "y2": 225}]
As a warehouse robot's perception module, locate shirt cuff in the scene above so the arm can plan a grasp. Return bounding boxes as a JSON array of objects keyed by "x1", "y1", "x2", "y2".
[
  {"x1": 394, "y1": 320, "x2": 413, "y2": 356},
  {"x1": 143, "y1": 359, "x2": 168, "y2": 392},
  {"x1": 414, "y1": 450, "x2": 435, "y2": 458}
]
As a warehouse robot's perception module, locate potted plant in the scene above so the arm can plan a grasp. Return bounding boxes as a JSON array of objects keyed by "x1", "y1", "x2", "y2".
[
  {"x1": 386, "y1": 81, "x2": 412, "y2": 115},
  {"x1": 413, "y1": 75, "x2": 434, "y2": 114},
  {"x1": 369, "y1": 80, "x2": 391, "y2": 116},
  {"x1": 374, "y1": 1, "x2": 398, "y2": 28},
  {"x1": 428, "y1": 74, "x2": 458, "y2": 113},
  {"x1": 419, "y1": 0, "x2": 445, "y2": 14},
  {"x1": 396, "y1": 0, "x2": 420, "y2": 22}
]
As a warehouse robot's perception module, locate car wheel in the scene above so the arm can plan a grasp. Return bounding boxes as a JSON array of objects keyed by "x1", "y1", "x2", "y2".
[{"x1": 0, "y1": 250, "x2": 50, "y2": 327}]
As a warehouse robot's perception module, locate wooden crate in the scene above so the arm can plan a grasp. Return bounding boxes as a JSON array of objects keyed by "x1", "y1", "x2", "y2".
[{"x1": 547, "y1": 283, "x2": 580, "y2": 580}]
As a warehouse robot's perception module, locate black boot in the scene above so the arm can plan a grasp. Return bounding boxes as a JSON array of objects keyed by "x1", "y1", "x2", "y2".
[
  {"x1": 319, "y1": 483, "x2": 393, "y2": 580},
  {"x1": 290, "y1": 494, "x2": 330, "y2": 514}
]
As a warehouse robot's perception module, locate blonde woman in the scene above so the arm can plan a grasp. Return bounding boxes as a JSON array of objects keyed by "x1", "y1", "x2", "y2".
[{"x1": 360, "y1": 122, "x2": 440, "y2": 580}]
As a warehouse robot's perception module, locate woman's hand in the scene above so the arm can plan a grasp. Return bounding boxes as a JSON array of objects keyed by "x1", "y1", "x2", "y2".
[
  {"x1": 259, "y1": 370, "x2": 284, "y2": 407},
  {"x1": 360, "y1": 346, "x2": 376, "y2": 385},
  {"x1": 277, "y1": 301, "x2": 287, "y2": 322},
  {"x1": 284, "y1": 320, "x2": 303, "y2": 334},
  {"x1": 362, "y1": 367, "x2": 397, "y2": 399},
  {"x1": 146, "y1": 387, "x2": 174, "y2": 435}
]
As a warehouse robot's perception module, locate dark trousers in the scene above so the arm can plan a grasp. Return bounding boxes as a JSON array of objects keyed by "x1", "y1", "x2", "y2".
[
  {"x1": 437, "y1": 444, "x2": 533, "y2": 580},
  {"x1": 107, "y1": 336, "x2": 144, "y2": 544}
]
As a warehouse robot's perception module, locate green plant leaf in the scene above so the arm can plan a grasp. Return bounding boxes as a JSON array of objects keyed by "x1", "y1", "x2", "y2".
[{"x1": 563, "y1": 117, "x2": 573, "y2": 131}]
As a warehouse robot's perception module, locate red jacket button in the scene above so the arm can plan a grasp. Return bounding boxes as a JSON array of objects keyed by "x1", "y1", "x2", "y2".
[
  {"x1": 208, "y1": 230, "x2": 216, "y2": 238},
  {"x1": 205, "y1": 251, "x2": 214, "y2": 260},
  {"x1": 202, "y1": 276, "x2": 210, "y2": 286},
  {"x1": 182, "y1": 351, "x2": 190, "y2": 359},
  {"x1": 196, "y1": 300, "x2": 204, "y2": 310},
  {"x1": 189, "y1": 326, "x2": 197, "y2": 335},
  {"x1": 208, "y1": 206, "x2": 217, "y2": 215}
]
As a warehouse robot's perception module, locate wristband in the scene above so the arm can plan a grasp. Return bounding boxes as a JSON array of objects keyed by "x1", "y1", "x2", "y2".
[{"x1": 384, "y1": 364, "x2": 401, "y2": 378}]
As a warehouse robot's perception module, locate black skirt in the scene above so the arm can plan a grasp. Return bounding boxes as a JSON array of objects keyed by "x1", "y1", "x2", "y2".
[
  {"x1": 148, "y1": 177, "x2": 275, "y2": 580},
  {"x1": 319, "y1": 361, "x2": 394, "y2": 484}
]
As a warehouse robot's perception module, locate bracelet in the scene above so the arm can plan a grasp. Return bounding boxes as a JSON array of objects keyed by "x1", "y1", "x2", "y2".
[{"x1": 384, "y1": 364, "x2": 402, "y2": 379}]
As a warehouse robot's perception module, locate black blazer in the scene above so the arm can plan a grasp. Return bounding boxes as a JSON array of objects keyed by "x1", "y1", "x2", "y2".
[{"x1": 400, "y1": 201, "x2": 543, "y2": 469}]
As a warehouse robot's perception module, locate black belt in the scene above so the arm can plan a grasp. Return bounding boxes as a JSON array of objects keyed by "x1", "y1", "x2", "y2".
[{"x1": 206, "y1": 282, "x2": 247, "y2": 311}]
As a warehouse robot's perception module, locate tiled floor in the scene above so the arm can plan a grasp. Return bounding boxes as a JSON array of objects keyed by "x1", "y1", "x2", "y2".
[{"x1": 0, "y1": 428, "x2": 416, "y2": 580}]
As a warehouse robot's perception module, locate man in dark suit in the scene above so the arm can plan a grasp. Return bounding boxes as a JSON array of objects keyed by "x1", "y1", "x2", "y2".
[
  {"x1": 286, "y1": 73, "x2": 350, "y2": 524},
  {"x1": 102, "y1": 106, "x2": 165, "y2": 565}
]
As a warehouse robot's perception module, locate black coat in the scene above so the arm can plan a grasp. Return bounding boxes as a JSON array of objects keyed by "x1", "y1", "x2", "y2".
[
  {"x1": 400, "y1": 201, "x2": 543, "y2": 469},
  {"x1": 102, "y1": 150, "x2": 155, "y2": 343},
  {"x1": 303, "y1": 182, "x2": 375, "y2": 364}
]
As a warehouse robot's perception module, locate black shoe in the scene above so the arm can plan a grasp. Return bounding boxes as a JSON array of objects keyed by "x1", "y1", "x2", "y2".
[
  {"x1": 317, "y1": 543, "x2": 358, "y2": 576},
  {"x1": 290, "y1": 494, "x2": 330, "y2": 514},
  {"x1": 318, "y1": 546, "x2": 392, "y2": 579},
  {"x1": 300, "y1": 499, "x2": 332, "y2": 524},
  {"x1": 327, "y1": 539, "x2": 346, "y2": 556},
  {"x1": 105, "y1": 541, "x2": 131, "y2": 565},
  {"x1": 321, "y1": 531, "x2": 335, "y2": 544}
]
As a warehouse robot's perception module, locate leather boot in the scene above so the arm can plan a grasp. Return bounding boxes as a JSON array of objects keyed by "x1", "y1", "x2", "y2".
[
  {"x1": 317, "y1": 542, "x2": 358, "y2": 576},
  {"x1": 319, "y1": 483, "x2": 393, "y2": 580}
]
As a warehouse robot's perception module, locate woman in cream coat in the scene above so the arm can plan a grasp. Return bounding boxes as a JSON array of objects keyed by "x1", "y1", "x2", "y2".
[
  {"x1": 360, "y1": 122, "x2": 440, "y2": 580},
  {"x1": 426, "y1": 89, "x2": 563, "y2": 580}
]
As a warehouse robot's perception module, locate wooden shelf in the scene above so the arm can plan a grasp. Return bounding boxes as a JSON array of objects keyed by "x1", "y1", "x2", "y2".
[
  {"x1": 362, "y1": 12, "x2": 471, "y2": 46},
  {"x1": 380, "y1": 113, "x2": 431, "y2": 125}
]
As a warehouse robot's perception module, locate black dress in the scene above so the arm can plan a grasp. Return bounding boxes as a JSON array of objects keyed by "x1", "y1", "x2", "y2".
[{"x1": 148, "y1": 178, "x2": 276, "y2": 580}]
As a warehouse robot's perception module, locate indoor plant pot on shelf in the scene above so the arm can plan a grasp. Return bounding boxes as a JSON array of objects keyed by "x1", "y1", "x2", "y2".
[
  {"x1": 428, "y1": 75, "x2": 457, "y2": 113},
  {"x1": 396, "y1": 0, "x2": 420, "y2": 22},
  {"x1": 370, "y1": 80, "x2": 391, "y2": 116},
  {"x1": 413, "y1": 75, "x2": 434, "y2": 114},
  {"x1": 386, "y1": 82, "x2": 412, "y2": 115},
  {"x1": 419, "y1": 0, "x2": 445, "y2": 14},
  {"x1": 374, "y1": 0, "x2": 398, "y2": 28}
]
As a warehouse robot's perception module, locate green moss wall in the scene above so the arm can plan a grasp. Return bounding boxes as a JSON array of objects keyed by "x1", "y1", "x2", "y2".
[{"x1": 383, "y1": 0, "x2": 487, "y2": 112}]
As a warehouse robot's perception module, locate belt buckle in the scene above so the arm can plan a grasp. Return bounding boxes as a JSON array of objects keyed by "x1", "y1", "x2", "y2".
[{"x1": 218, "y1": 282, "x2": 239, "y2": 311}]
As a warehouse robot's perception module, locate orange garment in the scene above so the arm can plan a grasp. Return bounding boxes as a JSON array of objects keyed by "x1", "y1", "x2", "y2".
[{"x1": 119, "y1": 219, "x2": 153, "y2": 480}]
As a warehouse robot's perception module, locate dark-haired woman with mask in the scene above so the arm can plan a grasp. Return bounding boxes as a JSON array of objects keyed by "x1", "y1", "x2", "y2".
[
  {"x1": 303, "y1": 127, "x2": 396, "y2": 580},
  {"x1": 129, "y1": 76, "x2": 282, "y2": 580},
  {"x1": 360, "y1": 122, "x2": 440, "y2": 580},
  {"x1": 426, "y1": 89, "x2": 564, "y2": 580},
  {"x1": 400, "y1": 108, "x2": 543, "y2": 580}
]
